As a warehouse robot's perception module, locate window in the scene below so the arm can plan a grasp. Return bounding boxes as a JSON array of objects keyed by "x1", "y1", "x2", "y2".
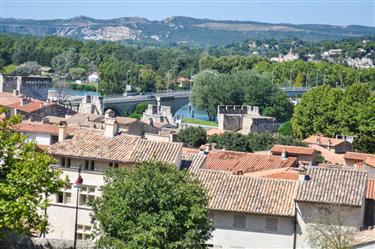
[
  {"x1": 84, "y1": 160, "x2": 89, "y2": 170},
  {"x1": 66, "y1": 158, "x2": 71, "y2": 168},
  {"x1": 114, "y1": 163, "x2": 119, "y2": 168},
  {"x1": 56, "y1": 192, "x2": 63, "y2": 203},
  {"x1": 90, "y1": 161, "x2": 95, "y2": 171},
  {"x1": 60, "y1": 157, "x2": 65, "y2": 167},
  {"x1": 233, "y1": 215, "x2": 246, "y2": 229},
  {"x1": 79, "y1": 193, "x2": 95, "y2": 206},
  {"x1": 265, "y1": 217, "x2": 278, "y2": 232},
  {"x1": 76, "y1": 225, "x2": 91, "y2": 240},
  {"x1": 64, "y1": 193, "x2": 71, "y2": 204}
]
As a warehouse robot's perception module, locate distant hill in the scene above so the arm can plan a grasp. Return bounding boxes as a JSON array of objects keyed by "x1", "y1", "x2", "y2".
[{"x1": 1, "y1": 16, "x2": 375, "y2": 46}]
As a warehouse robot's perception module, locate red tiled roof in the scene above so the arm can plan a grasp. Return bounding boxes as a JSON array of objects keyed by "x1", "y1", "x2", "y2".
[
  {"x1": 264, "y1": 171, "x2": 299, "y2": 181},
  {"x1": 182, "y1": 147, "x2": 200, "y2": 154},
  {"x1": 193, "y1": 169, "x2": 298, "y2": 217},
  {"x1": 303, "y1": 135, "x2": 346, "y2": 147},
  {"x1": 206, "y1": 128, "x2": 225, "y2": 137},
  {"x1": 0, "y1": 92, "x2": 20, "y2": 106},
  {"x1": 271, "y1": 144, "x2": 315, "y2": 156},
  {"x1": 8, "y1": 100, "x2": 55, "y2": 113},
  {"x1": 296, "y1": 167, "x2": 367, "y2": 207},
  {"x1": 365, "y1": 156, "x2": 375, "y2": 168},
  {"x1": 344, "y1": 152, "x2": 374, "y2": 161},
  {"x1": 14, "y1": 121, "x2": 78, "y2": 136},
  {"x1": 308, "y1": 144, "x2": 346, "y2": 165},
  {"x1": 367, "y1": 179, "x2": 375, "y2": 200},
  {"x1": 205, "y1": 150, "x2": 297, "y2": 174}
]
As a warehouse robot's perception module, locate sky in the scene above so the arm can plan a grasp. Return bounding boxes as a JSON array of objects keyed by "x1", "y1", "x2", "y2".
[{"x1": 0, "y1": 0, "x2": 374, "y2": 27}]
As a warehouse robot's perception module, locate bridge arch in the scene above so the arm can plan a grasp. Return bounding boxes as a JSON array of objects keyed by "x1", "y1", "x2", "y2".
[{"x1": 103, "y1": 106, "x2": 124, "y2": 117}]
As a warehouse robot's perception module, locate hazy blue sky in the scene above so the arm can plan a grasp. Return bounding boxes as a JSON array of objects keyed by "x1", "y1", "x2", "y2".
[{"x1": 1, "y1": 0, "x2": 374, "y2": 27}]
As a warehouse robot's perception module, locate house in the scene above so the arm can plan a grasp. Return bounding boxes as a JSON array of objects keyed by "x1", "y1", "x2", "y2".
[
  {"x1": 270, "y1": 144, "x2": 318, "y2": 165},
  {"x1": 217, "y1": 105, "x2": 277, "y2": 134},
  {"x1": 303, "y1": 135, "x2": 353, "y2": 154},
  {"x1": 0, "y1": 92, "x2": 76, "y2": 121},
  {"x1": 87, "y1": 72, "x2": 99, "y2": 83},
  {"x1": 46, "y1": 122, "x2": 185, "y2": 240},
  {"x1": 192, "y1": 166, "x2": 369, "y2": 249},
  {"x1": 295, "y1": 167, "x2": 368, "y2": 247},
  {"x1": 14, "y1": 120, "x2": 78, "y2": 149},
  {"x1": 202, "y1": 149, "x2": 298, "y2": 174},
  {"x1": 194, "y1": 169, "x2": 298, "y2": 248},
  {"x1": 345, "y1": 152, "x2": 375, "y2": 166}
]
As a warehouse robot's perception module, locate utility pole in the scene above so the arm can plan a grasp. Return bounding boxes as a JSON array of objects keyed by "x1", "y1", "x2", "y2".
[{"x1": 73, "y1": 165, "x2": 83, "y2": 249}]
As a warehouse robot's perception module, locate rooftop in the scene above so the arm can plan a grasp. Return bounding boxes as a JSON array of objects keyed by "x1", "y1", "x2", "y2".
[
  {"x1": 296, "y1": 167, "x2": 367, "y2": 207},
  {"x1": 193, "y1": 169, "x2": 298, "y2": 217},
  {"x1": 271, "y1": 144, "x2": 315, "y2": 156},
  {"x1": 48, "y1": 127, "x2": 182, "y2": 164},
  {"x1": 0, "y1": 92, "x2": 54, "y2": 113},
  {"x1": 14, "y1": 121, "x2": 78, "y2": 136},
  {"x1": 344, "y1": 151, "x2": 374, "y2": 161},
  {"x1": 367, "y1": 179, "x2": 375, "y2": 200},
  {"x1": 365, "y1": 156, "x2": 375, "y2": 168},
  {"x1": 303, "y1": 135, "x2": 347, "y2": 147},
  {"x1": 204, "y1": 150, "x2": 297, "y2": 174}
]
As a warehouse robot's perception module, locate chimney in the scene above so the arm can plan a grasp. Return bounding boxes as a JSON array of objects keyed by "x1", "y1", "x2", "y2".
[
  {"x1": 86, "y1": 116, "x2": 90, "y2": 122},
  {"x1": 327, "y1": 139, "x2": 331, "y2": 149},
  {"x1": 316, "y1": 137, "x2": 320, "y2": 145},
  {"x1": 104, "y1": 118, "x2": 118, "y2": 138},
  {"x1": 298, "y1": 165, "x2": 310, "y2": 182},
  {"x1": 58, "y1": 121, "x2": 68, "y2": 142},
  {"x1": 281, "y1": 149, "x2": 287, "y2": 159},
  {"x1": 42, "y1": 117, "x2": 49, "y2": 124},
  {"x1": 104, "y1": 109, "x2": 115, "y2": 119},
  {"x1": 148, "y1": 118, "x2": 154, "y2": 127},
  {"x1": 169, "y1": 132, "x2": 174, "y2": 142}
]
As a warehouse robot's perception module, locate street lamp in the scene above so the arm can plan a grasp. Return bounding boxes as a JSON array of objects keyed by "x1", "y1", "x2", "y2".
[{"x1": 73, "y1": 165, "x2": 83, "y2": 249}]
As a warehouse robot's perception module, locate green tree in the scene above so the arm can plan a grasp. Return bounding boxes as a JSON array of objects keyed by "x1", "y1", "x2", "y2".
[
  {"x1": 13, "y1": 61, "x2": 41, "y2": 76},
  {"x1": 132, "y1": 102, "x2": 148, "y2": 115},
  {"x1": 91, "y1": 161, "x2": 213, "y2": 249},
  {"x1": 177, "y1": 127, "x2": 207, "y2": 148},
  {"x1": 0, "y1": 107, "x2": 65, "y2": 235},
  {"x1": 278, "y1": 121, "x2": 293, "y2": 136},
  {"x1": 208, "y1": 132, "x2": 252, "y2": 152},
  {"x1": 51, "y1": 48, "x2": 78, "y2": 76},
  {"x1": 68, "y1": 67, "x2": 86, "y2": 80}
]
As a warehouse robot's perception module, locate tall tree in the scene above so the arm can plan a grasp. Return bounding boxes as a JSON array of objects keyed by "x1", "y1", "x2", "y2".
[
  {"x1": 0, "y1": 107, "x2": 65, "y2": 235},
  {"x1": 91, "y1": 161, "x2": 213, "y2": 249}
]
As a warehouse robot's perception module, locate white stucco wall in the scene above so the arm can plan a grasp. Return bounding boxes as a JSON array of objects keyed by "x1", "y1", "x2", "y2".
[
  {"x1": 209, "y1": 211, "x2": 297, "y2": 249},
  {"x1": 24, "y1": 132, "x2": 52, "y2": 145}
]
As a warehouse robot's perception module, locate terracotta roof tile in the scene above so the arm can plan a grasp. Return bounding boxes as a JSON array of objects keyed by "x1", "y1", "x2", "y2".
[
  {"x1": 8, "y1": 100, "x2": 55, "y2": 113},
  {"x1": 205, "y1": 150, "x2": 297, "y2": 174},
  {"x1": 271, "y1": 144, "x2": 315, "y2": 156},
  {"x1": 367, "y1": 179, "x2": 375, "y2": 200},
  {"x1": 48, "y1": 128, "x2": 139, "y2": 163},
  {"x1": 128, "y1": 139, "x2": 182, "y2": 165},
  {"x1": 263, "y1": 170, "x2": 299, "y2": 181},
  {"x1": 115, "y1": 116, "x2": 137, "y2": 125},
  {"x1": 48, "y1": 127, "x2": 183, "y2": 165},
  {"x1": 182, "y1": 153, "x2": 206, "y2": 170},
  {"x1": 303, "y1": 135, "x2": 346, "y2": 147},
  {"x1": 365, "y1": 156, "x2": 375, "y2": 168},
  {"x1": 308, "y1": 144, "x2": 346, "y2": 165},
  {"x1": 296, "y1": 167, "x2": 367, "y2": 206},
  {"x1": 0, "y1": 92, "x2": 20, "y2": 106},
  {"x1": 15, "y1": 121, "x2": 78, "y2": 136},
  {"x1": 182, "y1": 147, "x2": 200, "y2": 154},
  {"x1": 344, "y1": 152, "x2": 374, "y2": 161},
  {"x1": 206, "y1": 128, "x2": 225, "y2": 137},
  {"x1": 193, "y1": 169, "x2": 298, "y2": 217}
]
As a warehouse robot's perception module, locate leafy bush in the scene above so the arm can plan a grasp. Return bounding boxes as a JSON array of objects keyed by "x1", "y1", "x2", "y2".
[{"x1": 177, "y1": 126, "x2": 207, "y2": 148}]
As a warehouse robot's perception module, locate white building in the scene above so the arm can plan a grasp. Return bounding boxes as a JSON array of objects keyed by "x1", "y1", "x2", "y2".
[{"x1": 87, "y1": 72, "x2": 99, "y2": 83}]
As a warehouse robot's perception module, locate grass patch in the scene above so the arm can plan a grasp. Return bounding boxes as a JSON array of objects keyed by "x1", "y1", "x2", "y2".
[{"x1": 181, "y1": 118, "x2": 218, "y2": 127}]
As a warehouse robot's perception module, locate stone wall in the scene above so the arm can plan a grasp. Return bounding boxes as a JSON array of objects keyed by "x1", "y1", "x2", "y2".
[{"x1": 1, "y1": 233, "x2": 94, "y2": 249}]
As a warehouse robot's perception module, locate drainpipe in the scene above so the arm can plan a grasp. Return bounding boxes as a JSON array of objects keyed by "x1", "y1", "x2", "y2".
[{"x1": 293, "y1": 201, "x2": 297, "y2": 249}]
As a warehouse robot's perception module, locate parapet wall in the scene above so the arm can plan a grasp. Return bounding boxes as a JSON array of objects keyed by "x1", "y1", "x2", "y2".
[{"x1": 217, "y1": 105, "x2": 260, "y2": 116}]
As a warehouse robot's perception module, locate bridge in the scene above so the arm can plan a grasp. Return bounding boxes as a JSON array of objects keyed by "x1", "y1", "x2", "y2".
[{"x1": 65, "y1": 87, "x2": 308, "y2": 116}]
